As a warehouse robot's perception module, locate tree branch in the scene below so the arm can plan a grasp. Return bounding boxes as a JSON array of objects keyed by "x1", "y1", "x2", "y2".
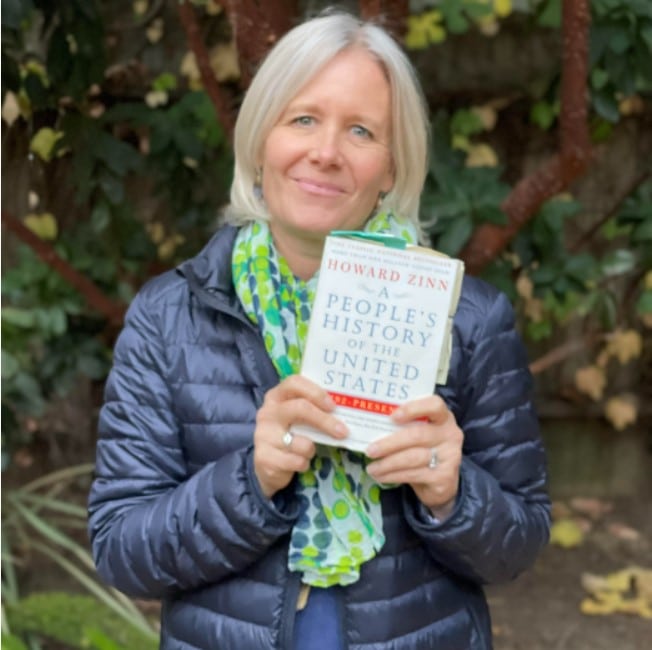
[
  {"x1": 2, "y1": 211, "x2": 125, "y2": 326},
  {"x1": 359, "y1": 0, "x2": 409, "y2": 38},
  {"x1": 460, "y1": 0, "x2": 593, "y2": 275},
  {"x1": 178, "y1": 0, "x2": 236, "y2": 141},
  {"x1": 224, "y1": 0, "x2": 298, "y2": 88}
]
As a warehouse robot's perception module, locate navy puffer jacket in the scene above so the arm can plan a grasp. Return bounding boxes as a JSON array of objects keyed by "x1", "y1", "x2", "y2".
[{"x1": 88, "y1": 225, "x2": 550, "y2": 649}]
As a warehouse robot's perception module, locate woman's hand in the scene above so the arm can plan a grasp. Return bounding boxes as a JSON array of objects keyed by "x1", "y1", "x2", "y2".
[
  {"x1": 365, "y1": 395, "x2": 463, "y2": 518},
  {"x1": 253, "y1": 375, "x2": 349, "y2": 499}
]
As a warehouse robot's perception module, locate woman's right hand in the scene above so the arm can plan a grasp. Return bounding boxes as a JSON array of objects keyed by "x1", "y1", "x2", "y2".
[{"x1": 253, "y1": 375, "x2": 349, "y2": 499}]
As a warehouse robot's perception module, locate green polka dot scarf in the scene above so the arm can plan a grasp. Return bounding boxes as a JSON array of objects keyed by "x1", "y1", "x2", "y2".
[{"x1": 232, "y1": 212, "x2": 417, "y2": 587}]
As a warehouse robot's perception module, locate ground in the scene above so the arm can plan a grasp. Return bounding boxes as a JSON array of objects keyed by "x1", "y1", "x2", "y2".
[{"x1": 487, "y1": 496, "x2": 651, "y2": 650}]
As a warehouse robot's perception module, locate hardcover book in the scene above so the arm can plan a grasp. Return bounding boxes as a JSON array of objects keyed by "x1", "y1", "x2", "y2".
[{"x1": 292, "y1": 232, "x2": 465, "y2": 453}]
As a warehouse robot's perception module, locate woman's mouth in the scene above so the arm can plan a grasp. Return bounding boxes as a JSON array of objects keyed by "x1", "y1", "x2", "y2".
[{"x1": 293, "y1": 177, "x2": 346, "y2": 197}]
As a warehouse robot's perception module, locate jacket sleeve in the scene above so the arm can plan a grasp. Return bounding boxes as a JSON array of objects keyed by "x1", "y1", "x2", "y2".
[
  {"x1": 87, "y1": 287, "x2": 298, "y2": 599},
  {"x1": 403, "y1": 289, "x2": 551, "y2": 585}
]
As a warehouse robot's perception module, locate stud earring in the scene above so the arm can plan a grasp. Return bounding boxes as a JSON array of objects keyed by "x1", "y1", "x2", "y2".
[
  {"x1": 376, "y1": 191, "x2": 387, "y2": 210},
  {"x1": 253, "y1": 168, "x2": 263, "y2": 201}
]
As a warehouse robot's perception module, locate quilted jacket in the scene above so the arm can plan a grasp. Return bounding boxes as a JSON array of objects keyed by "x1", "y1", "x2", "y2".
[{"x1": 88, "y1": 224, "x2": 551, "y2": 650}]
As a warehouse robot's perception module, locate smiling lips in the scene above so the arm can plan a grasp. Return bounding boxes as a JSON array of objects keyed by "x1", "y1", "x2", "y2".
[{"x1": 293, "y1": 176, "x2": 347, "y2": 197}]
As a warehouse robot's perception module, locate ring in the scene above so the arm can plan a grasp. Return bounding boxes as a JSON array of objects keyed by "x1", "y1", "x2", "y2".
[
  {"x1": 282, "y1": 431, "x2": 294, "y2": 448},
  {"x1": 428, "y1": 447, "x2": 438, "y2": 469}
]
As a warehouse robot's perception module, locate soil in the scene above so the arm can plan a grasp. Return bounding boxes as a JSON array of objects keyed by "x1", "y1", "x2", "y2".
[{"x1": 487, "y1": 496, "x2": 652, "y2": 650}]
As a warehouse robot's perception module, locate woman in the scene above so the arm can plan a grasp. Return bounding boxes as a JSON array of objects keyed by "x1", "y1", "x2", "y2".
[{"x1": 88, "y1": 11, "x2": 550, "y2": 650}]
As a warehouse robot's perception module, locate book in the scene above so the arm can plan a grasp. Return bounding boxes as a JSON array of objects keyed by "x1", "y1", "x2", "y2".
[{"x1": 291, "y1": 232, "x2": 465, "y2": 453}]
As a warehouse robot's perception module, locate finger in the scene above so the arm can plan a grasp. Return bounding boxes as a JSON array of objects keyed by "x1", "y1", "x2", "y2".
[
  {"x1": 366, "y1": 422, "x2": 438, "y2": 459},
  {"x1": 367, "y1": 446, "x2": 437, "y2": 479},
  {"x1": 266, "y1": 375, "x2": 336, "y2": 410},
  {"x1": 391, "y1": 394, "x2": 449, "y2": 425},
  {"x1": 278, "y1": 398, "x2": 349, "y2": 440}
]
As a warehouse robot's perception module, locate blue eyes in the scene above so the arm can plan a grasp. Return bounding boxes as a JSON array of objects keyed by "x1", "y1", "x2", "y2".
[
  {"x1": 351, "y1": 125, "x2": 372, "y2": 139},
  {"x1": 293, "y1": 115, "x2": 314, "y2": 126},
  {"x1": 291, "y1": 116, "x2": 373, "y2": 139}
]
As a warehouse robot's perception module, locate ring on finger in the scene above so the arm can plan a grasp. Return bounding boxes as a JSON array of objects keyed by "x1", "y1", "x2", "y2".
[
  {"x1": 282, "y1": 431, "x2": 294, "y2": 449},
  {"x1": 428, "y1": 447, "x2": 439, "y2": 469}
]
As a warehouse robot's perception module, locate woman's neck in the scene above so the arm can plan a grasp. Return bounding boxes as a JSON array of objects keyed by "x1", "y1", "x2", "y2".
[{"x1": 269, "y1": 225, "x2": 326, "y2": 281}]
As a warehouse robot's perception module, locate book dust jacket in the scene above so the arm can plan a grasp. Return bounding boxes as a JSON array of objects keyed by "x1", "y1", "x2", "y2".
[{"x1": 292, "y1": 234, "x2": 464, "y2": 453}]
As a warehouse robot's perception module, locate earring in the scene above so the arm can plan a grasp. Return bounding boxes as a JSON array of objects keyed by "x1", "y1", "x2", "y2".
[
  {"x1": 253, "y1": 168, "x2": 263, "y2": 201},
  {"x1": 376, "y1": 191, "x2": 387, "y2": 210}
]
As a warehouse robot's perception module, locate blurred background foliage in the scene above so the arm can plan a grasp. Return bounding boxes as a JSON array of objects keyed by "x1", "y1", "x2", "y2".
[{"x1": 1, "y1": 0, "x2": 651, "y2": 646}]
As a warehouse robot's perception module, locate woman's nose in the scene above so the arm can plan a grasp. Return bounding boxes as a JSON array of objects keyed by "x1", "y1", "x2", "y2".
[{"x1": 307, "y1": 128, "x2": 343, "y2": 166}]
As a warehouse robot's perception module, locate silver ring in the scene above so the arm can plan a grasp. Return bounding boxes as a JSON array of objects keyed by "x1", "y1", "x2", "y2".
[
  {"x1": 282, "y1": 431, "x2": 294, "y2": 449},
  {"x1": 428, "y1": 447, "x2": 438, "y2": 469}
]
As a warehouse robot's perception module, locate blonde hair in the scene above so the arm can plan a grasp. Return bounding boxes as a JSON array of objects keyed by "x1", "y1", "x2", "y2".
[{"x1": 225, "y1": 11, "x2": 430, "y2": 230}]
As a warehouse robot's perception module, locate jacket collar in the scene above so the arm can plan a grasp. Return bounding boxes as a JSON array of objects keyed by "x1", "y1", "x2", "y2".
[{"x1": 177, "y1": 224, "x2": 249, "y2": 322}]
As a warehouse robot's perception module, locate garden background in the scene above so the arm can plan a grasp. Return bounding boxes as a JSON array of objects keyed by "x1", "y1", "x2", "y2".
[{"x1": 2, "y1": 0, "x2": 651, "y2": 648}]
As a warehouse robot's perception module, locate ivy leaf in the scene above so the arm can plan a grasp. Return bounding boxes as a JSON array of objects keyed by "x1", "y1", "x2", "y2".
[
  {"x1": 30, "y1": 128, "x2": 64, "y2": 162},
  {"x1": 435, "y1": 216, "x2": 473, "y2": 256},
  {"x1": 600, "y1": 249, "x2": 636, "y2": 276},
  {"x1": 537, "y1": 0, "x2": 561, "y2": 28},
  {"x1": 23, "y1": 213, "x2": 58, "y2": 240},
  {"x1": 550, "y1": 519, "x2": 584, "y2": 548}
]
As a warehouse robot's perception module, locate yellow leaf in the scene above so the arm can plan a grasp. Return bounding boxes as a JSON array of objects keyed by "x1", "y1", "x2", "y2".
[
  {"x1": 574, "y1": 365, "x2": 606, "y2": 401},
  {"x1": 516, "y1": 273, "x2": 533, "y2": 300},
  {"x1": 472, "y1": 105, "x2": 498, "y2": 131},
  {"x1": 619, "y1": 95, "x2": 645, "y2": 116},
  {"x1": 146, "y1": 17, "x2": 164, "y2": 44},
  {"x1": 205, "y1": 0, "x2": 222, "y2": 15},
  {"x1": 644, "y1": 271, "x2": 652, "y2": 290},
  {"x1": 145, "y1": 90, "x2": 168, "y2": 108},
  {"x1": 133, "y1": 0, "x2": 148, "y2": 16},
  {"x1": 2, "y1": 91, "x2": 21, "y2": 126},
  {"x1": 30, "y1": 127, "x2": 64, "y2": 162},
  {"x1": 210, "y1": 41, "x2": 240, "y2": 83},
  {"x1": 581, "y1": 567, "x2": 652, "y2": 619},
  {"x1": 466, "y1": 143, "x2": 498, "y2": 168},
  {"x1": 405, "y1": 11, "x2": 446, "y2": 50},
  {"x1": 146, "y1": 222, "x2": 165, "y2": 245},
  {"x1": 180, "y1": 51, "x2": 202, "y2": 91},
  {"x1": 550, "y1": 518, "x2": 584, "y2": 548},
  {"x1": 604, "y1": 395, "x2": 637, "y2": 431},
  {"x1": 494, "y1": 0, "x2": 512, "y2": 18},
  {"x1": 23, "y1": 212, "x2": 58, "y2": 240},
  {"x1": 605, "y1": 329, "x2": 642, "y2": 364}
]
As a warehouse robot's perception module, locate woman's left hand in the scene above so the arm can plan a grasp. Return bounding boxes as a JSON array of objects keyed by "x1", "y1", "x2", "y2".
[{"x1": 365, "y1": 395, "x2": 463, "y2": 519}]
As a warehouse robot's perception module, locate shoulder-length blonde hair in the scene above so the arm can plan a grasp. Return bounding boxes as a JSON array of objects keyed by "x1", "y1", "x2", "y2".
[{"x1": 224, "y1": 11, "x2": 430, "y2": 229}]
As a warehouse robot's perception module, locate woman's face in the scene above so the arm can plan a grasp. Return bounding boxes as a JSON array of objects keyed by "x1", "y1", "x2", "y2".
[{"x1": 261, "y1": 47, "x2": 394, "y2": 248}]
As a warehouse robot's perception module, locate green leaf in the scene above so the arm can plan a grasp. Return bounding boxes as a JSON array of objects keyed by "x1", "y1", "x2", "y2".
[
  {"x1": 1, "y1": 350, "x2": 20, "y2": 380},
  {"x1": 435, "y1": 216, "x2": 473, "y2": 255},
  {"x1": 537, "y1": 0, "x2": 561, "y2": 28},
  {"x1": 591, "y1": 67, "x2": 610, "y2": 90},
  {"x1": 1, "y1": 307, "x2": 36, "y2": 328},
  {"x1": 0, "y1": 634, "x2": 29, "y2": 650},
  {"x1": 636, "y1": 290, "x2": 652, "y2": 314},
  {"x1": 608, "y1": 27, "x2": 631, "y2": 54},
  {"x1": 592, "y1": 88, "x2": 620, "y2": 122},
  {"x1": 600, "y1": 249, "x2": 637, "y2": 276},
  {"x1": 530, "y1": 100, "x2": 556, "y2": 129}
]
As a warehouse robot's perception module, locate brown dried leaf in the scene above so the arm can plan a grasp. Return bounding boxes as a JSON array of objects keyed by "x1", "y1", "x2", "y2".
[
  {"x1": 605, "y1": 329, "x2": 643, "y2": 364},
  {"x1": 574, "y1": 365, "x2": 606, "y2": 401},
  {"x1": 569, "y1": 497, "x2": 613, "y2": 520},
  {"x1": 604, "y1": 395, "x2": 638, "y2": 431},
  {"x1": 580, "y1": 566, "x2": 652, "y2": 619}
]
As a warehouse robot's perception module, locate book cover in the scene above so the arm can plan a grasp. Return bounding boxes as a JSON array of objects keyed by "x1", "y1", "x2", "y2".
[{"x1": 291, "y1": 234, "x2": 465, "y2": 453}]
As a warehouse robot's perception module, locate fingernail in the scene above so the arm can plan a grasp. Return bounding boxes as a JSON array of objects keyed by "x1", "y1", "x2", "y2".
[
  {"x1": 366, "y1": 462, "x2": 377, "y2": 474},
  {"x1": 323, "y1": 394, "x2": 336, "y2": 409},
  {"x1": 334, "y1": 422, "x2": 349, "y2": 436},
  {"x1": 366, "y1": 443, "x2": 379, "y2": 457},
  {"x1": 391, "y1": 406, "x2": 405, "y2": 420}
]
